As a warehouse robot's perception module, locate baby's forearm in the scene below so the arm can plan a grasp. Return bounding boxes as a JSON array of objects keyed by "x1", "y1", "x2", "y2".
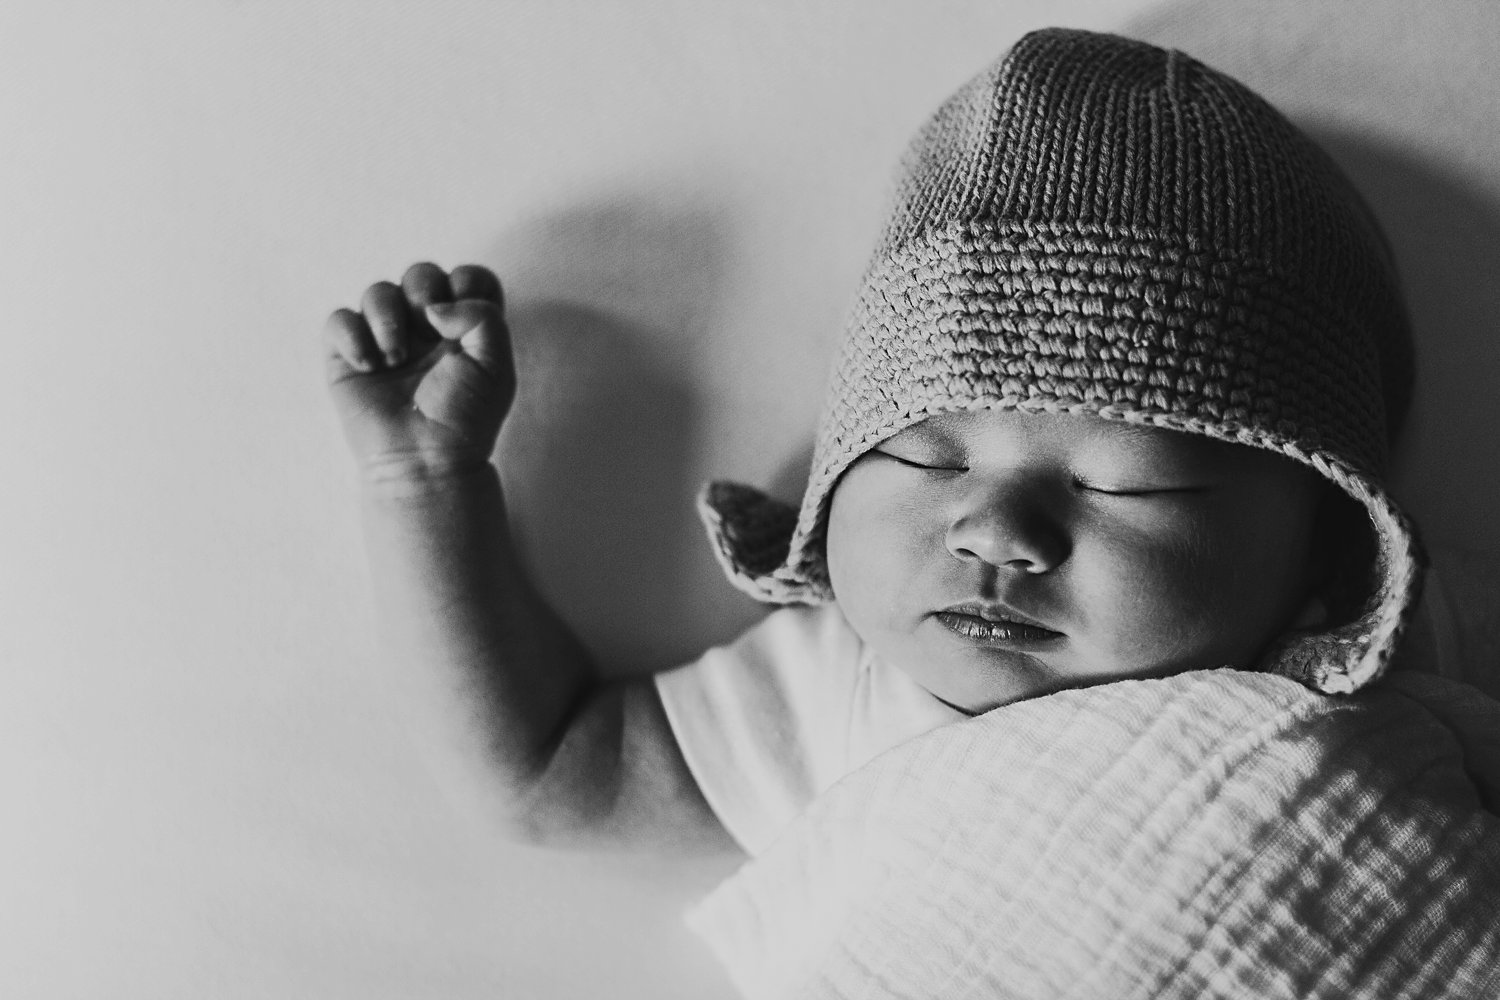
[
  {"x1": 360, "y1": 464, "x2": 597, "y2": 816},
  {"x1": 326, "y1": 270, "x2": 732, "y2": 850}
]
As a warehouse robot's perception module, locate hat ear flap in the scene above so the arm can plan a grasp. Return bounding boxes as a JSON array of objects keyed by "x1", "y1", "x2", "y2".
[{"x1": 697, "y1": 482, "x2": 820, "y2": 603}]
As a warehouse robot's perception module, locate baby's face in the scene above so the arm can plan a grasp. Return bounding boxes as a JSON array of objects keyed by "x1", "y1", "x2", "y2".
[{"x1": 825, "y1": 410, "x2": 1324, "y2": 714}]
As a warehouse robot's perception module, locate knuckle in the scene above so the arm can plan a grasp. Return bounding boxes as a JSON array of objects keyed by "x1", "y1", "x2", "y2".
[
  {"x1": 452, "y1": 262, "x2": 494, "y2": 281},
  {"x1": 361, "y1": 280, "x2": 401, "y2": 309},
  {"x1": 452, "y1": 270, "x2": 504, "y2": 308},
  {"x1": 401, "y1": 261, "x2": 445, "y2": 286},
  {"x1": 401, "y1": 261, "x2": 453, "y2": 302},
  {"x1": 402, "y1": 260, "x2": 442, "y2": 280}
]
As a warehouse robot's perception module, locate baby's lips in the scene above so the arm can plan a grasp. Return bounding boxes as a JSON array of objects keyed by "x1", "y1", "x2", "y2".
[{"x1": 939, "y1": 600, "x2": 1061, "y2": 634}]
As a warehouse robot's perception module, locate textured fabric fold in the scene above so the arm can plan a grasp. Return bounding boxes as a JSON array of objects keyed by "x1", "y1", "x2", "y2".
[{"x1": 689, "y1": 670, "x2": 1500, "y2": 1000}]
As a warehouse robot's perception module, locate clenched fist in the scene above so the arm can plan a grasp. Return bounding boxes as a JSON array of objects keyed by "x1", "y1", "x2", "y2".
[{"x1": 324, "y1": 262, "x2": 515, "y2": 484}]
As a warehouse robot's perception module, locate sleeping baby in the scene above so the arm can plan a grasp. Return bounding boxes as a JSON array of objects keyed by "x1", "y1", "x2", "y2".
[{"x1": 323, "y1": 28, "x2": 1500, "y2": 999}]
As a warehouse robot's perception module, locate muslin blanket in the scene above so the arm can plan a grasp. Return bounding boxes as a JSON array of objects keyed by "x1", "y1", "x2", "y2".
[{"x1": 689, "y1": 669, "x2": 1500, "y2": 999}]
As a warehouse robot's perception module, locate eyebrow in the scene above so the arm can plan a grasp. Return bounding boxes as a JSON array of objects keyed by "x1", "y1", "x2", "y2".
[
  {"x1": 891, "y1": 420, "x2": 970, "y2": 455},
  {"x1": 906, "y1": 414, "x2": 974, "y2": 441}
]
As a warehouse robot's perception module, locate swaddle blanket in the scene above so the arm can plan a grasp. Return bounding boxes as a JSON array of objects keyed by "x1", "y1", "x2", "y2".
[{"x1": 690, "y1": 670, "x2": 1500, "y2": 999}]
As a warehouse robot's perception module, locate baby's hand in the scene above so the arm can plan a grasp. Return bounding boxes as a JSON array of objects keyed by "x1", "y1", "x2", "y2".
[{"x1": 324, "y1": 263, "x2": 515, "y2": 486}]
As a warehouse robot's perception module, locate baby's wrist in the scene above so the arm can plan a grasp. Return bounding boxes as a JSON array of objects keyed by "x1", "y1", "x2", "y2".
[{"x1": 357, "y1": 452, "x2": 496, "y2": 501}]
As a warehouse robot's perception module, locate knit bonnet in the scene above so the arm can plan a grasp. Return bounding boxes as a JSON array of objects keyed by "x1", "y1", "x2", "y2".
[{"x1": 700, "y1": 27, "x2": 1423, "y2": 694}]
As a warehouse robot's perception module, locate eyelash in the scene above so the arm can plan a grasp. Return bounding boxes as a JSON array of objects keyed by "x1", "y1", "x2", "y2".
[
  {"x1": 875, "y1": 451, "x2": 966, "y2": 472},
  {"x1": 1073, "y1": 476, "x2": 1203, "y2": 498},
  {"x1": 1077, "y1": 482, "x2": 1153, "y2": 497}
]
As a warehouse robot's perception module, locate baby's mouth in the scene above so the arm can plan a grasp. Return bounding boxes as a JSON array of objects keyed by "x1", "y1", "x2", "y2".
[{"x1": 933, "y1": 603, "x2": 1064, "y2": 646}]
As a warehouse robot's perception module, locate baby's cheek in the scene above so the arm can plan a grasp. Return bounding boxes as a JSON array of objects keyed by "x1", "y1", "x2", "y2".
[
  {"x1": 1081, "y1": 523, "x2": 1233, "y2": 667},
  {"x1": 826, "y1": 481, "x2": 895, "y2": 618},
  {"x1": 827, "y1": 475, "x2": 946, "y2": 628},
  {"x1": 1144, "y1": 527, "x2": 1307, "y2": 669}
]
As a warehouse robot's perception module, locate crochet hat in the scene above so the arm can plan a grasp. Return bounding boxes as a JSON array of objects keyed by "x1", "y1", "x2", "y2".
[{"x1": 699, "y1": 27, "x2": 1423, "y2": 694}]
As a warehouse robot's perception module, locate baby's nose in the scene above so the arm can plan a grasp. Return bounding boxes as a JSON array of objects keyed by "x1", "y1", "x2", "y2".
[{"x1": 943, "y1": 484, "x2": 1069, "y2": 573}]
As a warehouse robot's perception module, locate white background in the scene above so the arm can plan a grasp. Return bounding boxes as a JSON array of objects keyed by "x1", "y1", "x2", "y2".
[{"x1": 3, "y1": 1, "x2": 1497, "y2": 997}]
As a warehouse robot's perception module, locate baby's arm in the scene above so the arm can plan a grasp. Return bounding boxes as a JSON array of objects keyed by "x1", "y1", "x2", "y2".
[{"x1": 324, "y1": 263, "x2": 736, "y2": 852}]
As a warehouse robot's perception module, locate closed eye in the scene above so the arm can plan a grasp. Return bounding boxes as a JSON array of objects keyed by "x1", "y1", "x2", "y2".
[
  {"x1": 1072, "y1": 476, "x2": 1206, "y2": 497},
  {"x1": 1080, "y1": 476, "x2": 1206, "y2": 494},
  {"x1": 872, "y1": 449, "x2": 967, "y2": 472}
]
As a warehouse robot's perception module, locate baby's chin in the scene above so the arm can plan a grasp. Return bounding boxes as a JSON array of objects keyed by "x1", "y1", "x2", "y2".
[
  {"x1": 889, "y1": 645, "x2": 1087, "y2": 715},
  {"x1": 892, "y1": 641, "x2": 1213, "y2": 716}
]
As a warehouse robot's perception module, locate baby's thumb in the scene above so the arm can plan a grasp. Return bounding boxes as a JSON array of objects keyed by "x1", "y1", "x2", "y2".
[{"x1": 423, "y1": 300, "x2": 512, "y2": 379}]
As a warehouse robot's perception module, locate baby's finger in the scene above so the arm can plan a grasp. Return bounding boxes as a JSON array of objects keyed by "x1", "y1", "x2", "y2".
[
  {"x1": 360, "y1": 281, "x2": 411, "y2": 368},
  {"x1": 400, "y1": 261, "x2": 453, "y2": 307},
  {"x1": 424, "y1": 300, "x2": 514, "y2": 383},
  {"x1": 323, "y1": 307, "x2": 382, "y2": 376},
  {"x1": 450, "y1": 264, "x2": 504, "y2": 307}
]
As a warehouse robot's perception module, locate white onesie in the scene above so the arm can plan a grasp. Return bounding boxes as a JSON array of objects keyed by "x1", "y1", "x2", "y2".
[
  {"x1": 654, "y1": 604, "x2": 964, "y2": 854},
  {"x1": 656, "y1": 546, "x2": 1500, "y2": 856}
]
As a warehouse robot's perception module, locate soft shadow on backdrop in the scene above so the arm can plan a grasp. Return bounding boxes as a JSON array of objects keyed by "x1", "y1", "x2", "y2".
[
  {"x1": 1311, "y1": 133, "x2": 1500, "y2": 538},
  {"x1": 497, "y1": 214, "x2": 827, "y2": 674},
  {"x1": 491, "y1": 195, "x2": 771, "y2": 673}
]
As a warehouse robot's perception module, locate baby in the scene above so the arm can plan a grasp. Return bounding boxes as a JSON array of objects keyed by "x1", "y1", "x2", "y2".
[{"x1": 322, "y1": 28, "x2": 1422, "y2": 857}]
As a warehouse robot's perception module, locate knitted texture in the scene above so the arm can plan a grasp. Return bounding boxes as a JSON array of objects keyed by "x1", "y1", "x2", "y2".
[{"x1": 699, "y1": 27, "x2": 1422, "y2": 694}]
